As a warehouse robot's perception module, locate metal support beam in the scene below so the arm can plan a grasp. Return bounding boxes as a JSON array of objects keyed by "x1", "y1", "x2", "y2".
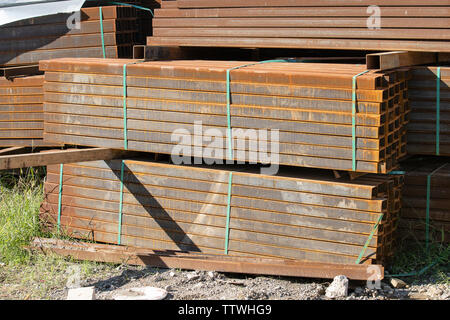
[
  {"x1": 30, "y1": 238, "x2": 384, "y2": 280},
  {"x1": 0, "y1": 148, "x2": 139, "y2": 170}
]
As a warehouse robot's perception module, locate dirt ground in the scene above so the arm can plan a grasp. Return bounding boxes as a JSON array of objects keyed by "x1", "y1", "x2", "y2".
[{"x1": 3, "y1": 262, "x2": 448, "y2": 301}]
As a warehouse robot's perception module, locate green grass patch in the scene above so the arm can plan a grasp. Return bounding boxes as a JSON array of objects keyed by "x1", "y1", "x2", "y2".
[
  {"x1": 388, "y1": 239, "x2": 450, "y2": 284},
  {"x1": 0, "y1": 168, "x2": 46, "y2": 264}
]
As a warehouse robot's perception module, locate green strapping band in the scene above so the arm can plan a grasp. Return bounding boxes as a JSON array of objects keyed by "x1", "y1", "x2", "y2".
[
  {"x1": 57, "y1": 163, "x2": 63, "y2": 232},
  {"x1": 436, "y1": 67, "x2": 441, "y2": 155},
  {"x1": 225, "y1": 58, "x2": 303, "y2": 161},
  {"x1": 117, "y1": 160, "x2": 125, "y2": 245},
  {"x1": 99, "y1": 7, "x2": 106, "y2": 59},
  {"x1": 352, "y1": 70, "x2": 370, "y2": 171},
  {"x1": 425, "y1": 162, "x2": 448, "y2": 250},
  {"x1": 224, "y1": 172, "x2": 233, "y2": 254},
  {"x1": 355, "y1": 212, "x2": 383, "y2": 264}
]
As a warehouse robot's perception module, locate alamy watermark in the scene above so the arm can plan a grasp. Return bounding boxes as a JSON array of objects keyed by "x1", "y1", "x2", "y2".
[
  {"x1": 170, "y1": 121, "x2": 280, "y2": 175},
  {"x1": 367, "y1": 5, "x2": 381, "y2": 30}
]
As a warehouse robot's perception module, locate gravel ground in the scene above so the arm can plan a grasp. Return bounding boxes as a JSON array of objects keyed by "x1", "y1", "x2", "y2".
[
  {"x1": 69, "y1": 265, "x2": 450, "y2": 300},
  {"x1": 1, "y1": 260, "x2": 448, "y2": 300}
]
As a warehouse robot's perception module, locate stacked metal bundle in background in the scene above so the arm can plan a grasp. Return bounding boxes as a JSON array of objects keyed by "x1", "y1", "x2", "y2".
[{"x1": 148, "y1": 0, "x2": 450, "y2": 52}]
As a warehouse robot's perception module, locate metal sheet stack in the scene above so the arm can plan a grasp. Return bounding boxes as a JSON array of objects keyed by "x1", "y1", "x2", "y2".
[
  {"x1": 399, "y1": 157, "x2": 450, "y2": 244},
  {"x1": 40, "y1": 159, "x2": 402, "y2": 265},
  {"x1": 407, "y1": 66, "x2": 450, "y2": 156},
  {"x1": 147, "y1": 0, "x2": 450, "y2": 52},
  {"x1": 0, "y1": 75, "x2": 54, "y2": 147},
  {"x1": 0, "y1": 6, "x2": 139, "y2": 67},
  {"x1": 40, "y1": 57, "x2": 408, "y2": 173}
]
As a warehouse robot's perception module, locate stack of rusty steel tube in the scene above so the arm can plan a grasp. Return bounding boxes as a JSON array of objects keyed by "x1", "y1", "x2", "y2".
[
  {"x1": 147, "y1": 0, "x2": 450, "y2": 52},
  {"x1": 40, "y1": 58, "x2": 409, "y2": 173},
  {"x1": 0, "y1": 6, "x2": 139, "y2": 67},
  {"x1": 40, "y1": 159, "x2": 401, "y2": 265},
  {"x1": 407, "y1": 66, "x2": 450, "y2": 156},
  {"x1": 0, "y1": 75, "x2": 55, "y2": 147},
  {"x1": 399, "y1": 157, "x2": 450, "y2": 244}
]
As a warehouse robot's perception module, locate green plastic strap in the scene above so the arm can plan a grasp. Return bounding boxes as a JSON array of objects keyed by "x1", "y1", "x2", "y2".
[
  {"x1": 224, "y1": 172, "x2": 233, "y2": 254},
  {"x1": 57, "y1": 164, "x2": 63, "y2": 232},
  {"x1": 225, "y1": 58, "x2": 302, "y2": 160},
  {"x1": 388, "y1": 171, "x2": 406, "y2": 175},
  {"x1": 117, "y1": 160, "x2": 125, "y2": 245},
  {"x1": 122, "y1": 61, "x2": 144, "y2": 150},
  {"x1": 99, "y1": 7, "x2": 106, "y2": 59},
  {"x1": 355, "y1": 212, "x2": 384, "y2": 264},
  {"x1": 425, "y1": 162, "x2": 448, "y2": 249},
  {"x1": 352, "y1": 70, "x2": 370, "y2": 171},
  {"x1": 436, "y1": 67, "x2": 441, "y2": 155}
]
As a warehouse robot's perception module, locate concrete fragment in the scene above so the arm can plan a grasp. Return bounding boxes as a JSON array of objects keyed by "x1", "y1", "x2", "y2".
[
  {"x1": 390, "y1": 278, "x2": 407, "y2": 289},
  {"x1": 67, "y1": 287, "x2": 96, "y2": 300},
  {"x1": 325, "y1": 275, "x2": 348, "y2": 298},
  {"x1": 114, "y1": 287, "x2": 167, "y2": 300}
]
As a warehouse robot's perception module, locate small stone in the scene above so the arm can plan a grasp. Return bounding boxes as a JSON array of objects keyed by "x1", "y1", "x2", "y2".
[
  {"x1": 390, "y1": 278, "x2": 407, "y2": 289},
  {"x1": 67, "y1": 287, "x2": 96, "y2": 300},
  {"x1": 186, "y1": 272, "x2": 200, "y2": 281},
  {"x1": 325, "y1": 275, "x2": 348, "y2": 299},
  {"x1": 427, "y1": 287, "x2": 443, "y2": 297},
  {"x1": 164, "y1": 285, "x2": 173, "y2": 292}
]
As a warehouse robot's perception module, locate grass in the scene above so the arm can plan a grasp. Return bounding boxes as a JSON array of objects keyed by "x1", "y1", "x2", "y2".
[
  {"x1": 0, "y1": 168, "x2": 120, "y2": 299},
  {"x1": 0, "y1": 167, "x2": 46, "y2": 264},
  {"x1": 387, "y1": 237, "x2": 450, "y2": 284}
]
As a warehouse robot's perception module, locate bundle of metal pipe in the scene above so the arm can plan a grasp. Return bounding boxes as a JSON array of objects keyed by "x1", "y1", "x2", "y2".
[
  {"x1": 147, "y1": 0, "x2": 450, "y2": 52},
  {"x1": 40, "y1": 158, "x2": 402, "y2": 265},
  {"x1": 399, "y1": 157, "x2": 450, "y2": 244},
  {"x1": 0, "y1": 75, "x2": 54, "y2": 147},
  {"x1": 40, "y1": 58, "x2": 408, "y2": 173},
  {"x1": 407, "y1": 66, "x2": 450, "y2": 156},
  {"x1": 0, "y1": 6, "x2": 139, "y2": 67}
]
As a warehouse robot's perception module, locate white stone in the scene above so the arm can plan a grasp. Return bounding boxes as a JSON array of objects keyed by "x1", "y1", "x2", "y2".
[
  {"x1": 114, "y1": 287, "x2": 167, "y2": 300},
  {"x1": 67, "y1": 287, "x2": 96, "y2": 300},
  {"x1": 325, "y1": 275, "x2": 349, "y2": 298},
  {"x1": 390, "y1": 278, "x2": 407, "y2": 289}
]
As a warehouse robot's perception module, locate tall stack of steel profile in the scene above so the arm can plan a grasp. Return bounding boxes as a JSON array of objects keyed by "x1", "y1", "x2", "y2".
[
  {"x1": 148, "y1": 0, "x2": 450, "y2": 52},
  {"x1": 37, "y1": 55, "x2": 407, "y2": 268}
]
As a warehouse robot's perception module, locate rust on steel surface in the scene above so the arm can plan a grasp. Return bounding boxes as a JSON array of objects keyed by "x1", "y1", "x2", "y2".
[
  {"x1": 40, "y1": 58, "x2": 408, "y2": 174},
  {"x1": 147, "y1": 1, "x2": 450, "y2": 52},
  {"x1": 30, "y1": 238, "x2": 384, "y2": 280},
  {"x1": 40, "y1": 158, "x2": 402, "y2": 265}
]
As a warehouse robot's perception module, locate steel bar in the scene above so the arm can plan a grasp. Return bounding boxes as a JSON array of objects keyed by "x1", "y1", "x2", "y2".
[
  {"x1": 0, "y1": 148, "x2": 138, "y2": 170},
  {"x1": 30, "y1": 238, "x2": 384, "y2": 280}
]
